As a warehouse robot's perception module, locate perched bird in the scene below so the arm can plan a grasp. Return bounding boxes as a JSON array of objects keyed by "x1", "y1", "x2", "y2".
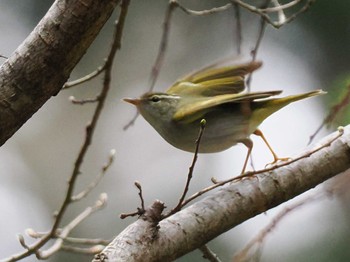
[{"x1": 124, "y1": 61, "x2": 324, "y2": 173}]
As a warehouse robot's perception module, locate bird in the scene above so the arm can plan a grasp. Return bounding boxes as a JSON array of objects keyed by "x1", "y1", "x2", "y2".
[{"x1": 124, "y1": 61, "x2": 325, "y2": 173}]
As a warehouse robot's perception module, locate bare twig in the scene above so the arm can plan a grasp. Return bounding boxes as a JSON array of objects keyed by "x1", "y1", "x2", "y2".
[
  {"x1": 246, "y1": 0, "x2": 270, "y2": 90},
  {"x1": 272, "y1": 0, "x2": 286, "y2": 24},
  {"x1": 232, "y1": 0, "x2": 316, "y2": 29},
  {"x1": 3, "y1": 1, "x2": 130, "y2": 261},
  {"x1": 120, "y1": 181, "x2": 146, "y2": 219},
  {"x1": 69, "y1": 95, "x2": 100, "y2": 105},
  {"x1": 200, "y1": 245, "x2": 223, "y2": 262},
  {"x1": 148, "y1": 0, "x2": 235, "y2": 92},
  {"x1": 71, "y1": 149, "x2": 116, "y2": 202},
  {"x1": 123, "y1": 1, "x2": 235, "y2": 130},
  {"x1": 233, "y1": 3, "x2": 242, "y2": 55},
  {"x1": 309, "y1": 84, "x2": 350, "y2": 144},
  {"x1": 264, "y1": 0, "x2": 302, "y2": 13},
  {"x1": 148, "y1": 0, "x2": 177, "y2": 92},
  {"x1": 165, "y1": 119, "x2": 206, "y2": 217},
  {"x1": 19, "y1": 194, "x2": 107, "y2": 259},
  {"x1": 123, "y1": 0, "x2": 177, "y2": 129},
  {"x1": 61, "y1": 244, "x2": 105, "y2": 255},
  {"x1": 27, "y1": 229, "x2": 111, "y2": 246},
  {"x1": 233, "y1": 190, "x2": 331, "y2": 262},
  {"x1": 181, "y1": 127, "x2": 344, "y2": 208},
  {"x1": 122, "y1": 110, "x2": 140, "y2": 130},
  {"x1": 63, "y1": 64, "x2": 106, "y2": 89},
  {"x1": 38, "y1": 194, "x2": 107, "y2": 259},
  {"x1": 135, "y1": 181, "x2": 145, "y2": 211},
  {"x1": 176, "y1": 2, "x2": 232, "y2": 16}
]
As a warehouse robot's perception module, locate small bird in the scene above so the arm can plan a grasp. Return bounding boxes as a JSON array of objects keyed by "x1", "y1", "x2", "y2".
[{"x1": 124, "y1": 61, "x2": 325, "y2": 173}]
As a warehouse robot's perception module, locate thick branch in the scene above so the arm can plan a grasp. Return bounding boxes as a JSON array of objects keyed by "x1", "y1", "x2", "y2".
[
  {"x1": 0, "y1": 0, "x2": 119, "y2": 146},
  {"x1": 94, "y1": 126, "x2": 350, "y2": 261}
]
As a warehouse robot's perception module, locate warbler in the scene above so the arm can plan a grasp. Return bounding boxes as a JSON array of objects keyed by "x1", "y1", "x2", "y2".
[{"x1": 124, "y1": 61, "x2": 324, "y2": 173}]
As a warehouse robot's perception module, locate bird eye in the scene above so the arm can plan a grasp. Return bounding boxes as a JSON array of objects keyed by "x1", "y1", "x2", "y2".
[{"x1": 150, "y1": 95, "x2": 160, "y2": 103}]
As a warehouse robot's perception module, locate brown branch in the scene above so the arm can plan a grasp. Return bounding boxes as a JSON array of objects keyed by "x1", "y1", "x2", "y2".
[
  {"x1": 309, "y1": 84, "x2": 350, "y2": 144},
  {"x1": 231, "y1": 0, "x2": 316, "y2": 29},
  {"x1": 120, "y1": 181, "x2": 146, "y2": 219},
  {"x1": 39, "y1": 194, "x2": 108, "y2": 259},
  {"x1": 95, "y1": 126, "x2": 350, "y2": 261},
  {"x1": 71, "y1": 149, "x2": 116, "y2": 202},
  {"x1": 233, "y1": 3, "x2": 242, "y2": 55},
  {"x1": 246, "y1": 0, "x2": 270, "y2": 90},
  {"x1": 63, "y1": 64, "x2": 106, "y2": 89},
  {"x1": 165, "y1": 119, "x2": 206, "y2": 217},
  {"x1": 0, "y1": 0, "x2": 119, "y2": 146},
  {"x1": 3, "y1": 1, "x2": 130, "y2": 261},
  {"x1": 69, "y1": 96, "x2": 100, "y2": 105},
  {"x1": 123, "y1": 1, "x2": 235, "y2": 130},
  {"x1": 233, "y1": 192, "x2": 322, "y2": 262},
  {"x1": 182, "y1": 126, "x2": 343, "y2": 208}
]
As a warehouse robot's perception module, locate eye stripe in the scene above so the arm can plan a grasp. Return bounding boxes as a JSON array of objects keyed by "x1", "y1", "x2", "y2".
[
  {"x1": 148, "y1": 94, "x2": 180, "y2": 101},
  {"x1": 150, "y1": 95, "x2": 160, "y2": 102}
]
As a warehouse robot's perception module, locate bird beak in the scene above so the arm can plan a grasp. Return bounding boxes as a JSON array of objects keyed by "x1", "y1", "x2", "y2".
[{"x1": 123, "y1": 98, "x2": 141, "y2": 106}]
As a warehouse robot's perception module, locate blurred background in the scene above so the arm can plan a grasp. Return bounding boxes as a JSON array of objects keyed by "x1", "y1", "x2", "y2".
[{"x1": 0, "y1": 0, "x2": 349, "y2": 261}]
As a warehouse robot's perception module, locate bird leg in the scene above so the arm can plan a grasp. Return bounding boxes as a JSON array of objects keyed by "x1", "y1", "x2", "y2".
[
  {"x1": 253, "y1": 129, "x2": 290, "y2": 164},
  {"x1": 240, "y1": 138, "x2": 253, "y2": 174}
]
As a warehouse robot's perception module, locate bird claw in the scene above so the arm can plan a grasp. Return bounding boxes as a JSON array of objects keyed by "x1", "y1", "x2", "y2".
[{"x1": 264, "y1": 157, "x2": 291, "y2": 168}]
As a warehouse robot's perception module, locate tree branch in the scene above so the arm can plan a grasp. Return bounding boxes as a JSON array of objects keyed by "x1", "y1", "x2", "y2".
[
  {"x1": 93, "y1": 126, "x2": 350, "y2": 261},
  {"x1": 0, "y1": 0, "x2": 119, "y2": 146}
]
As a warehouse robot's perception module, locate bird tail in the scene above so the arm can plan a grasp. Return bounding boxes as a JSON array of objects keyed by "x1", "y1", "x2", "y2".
[{"x1": 251, "y1": 89, "x2": 325, "y2": 125}]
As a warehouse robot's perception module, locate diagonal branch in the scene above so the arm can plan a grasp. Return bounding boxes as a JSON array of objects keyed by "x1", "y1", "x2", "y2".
[
  {"x1": 0, "y1": 0, "x2": 119, "y2": 146},
  {"x1": 94, "y1": 125, "x2": 350, "y2": 261}
]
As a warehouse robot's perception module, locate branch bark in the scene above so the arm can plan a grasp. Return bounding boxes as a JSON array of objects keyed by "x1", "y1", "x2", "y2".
[
  {"x1": 94, "y1": 126, "x2": 350, "y2": 261},
  {"x1": 0, "y1": 0, "x2": 119, "y2": 146}
]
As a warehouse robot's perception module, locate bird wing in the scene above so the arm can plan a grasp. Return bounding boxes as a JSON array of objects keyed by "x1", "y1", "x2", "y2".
[
  {"x1": 167, "y1": 61, "x2": 262, "y2": 96},
  {"x1": 172, "y1": 90, "x2": 282, "y2": 123}
]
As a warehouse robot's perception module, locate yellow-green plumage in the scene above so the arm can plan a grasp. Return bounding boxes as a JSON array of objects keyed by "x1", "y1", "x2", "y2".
[
  {"x1": 248, "y1": 90, "x2": 325, "y2": 135},
  {"x1": 124, "y1": 61, "x2": 325, "y2": 157}
]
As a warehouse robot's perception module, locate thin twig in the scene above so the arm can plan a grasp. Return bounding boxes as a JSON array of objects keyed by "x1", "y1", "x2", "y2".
[
  {"x1": 135, "y1": 181, "x2": 145, "y2": 211},
  {"x1": 71, "y1": 149, "x2": 116, "y2": 202},
  {"x1": 120, "y1": 181, "x2": 146, "y2": 219},
  {"x1": 263, "y1": 0, "x2": 302, "y2": 13},
  {"x1": 181, "y1": 127, "x2": 344, "y2": 208},
  {"x1": 27, "y1": 229, "x2": 111, "y2": 245},
  {"x1": 272, "y1": 0, "x2": 286, "y2": 24},
  {"x1": 149, "y1": 1, "x2": 233, "y2": 91},
  {"x1": 309, "y1": 84, "x2": 350, "y2": 144},
  {"x1": 148, "y1": 0, "x2": 177, "y2": 92},
  {"x1": 3, "y1": 1, "x2": 130, "y2": 261},
  {"x1": 61, "y1": 244, "x2": 105, "y2": 255},
  {"x1": 279, "y1": 0, "x2": 316, "y2": 27},
  {"x1": 123, "y1": 0, "x2": 177, "y2": 130},
  {"x1": 246, "y1": 0, "x2": 270, "y2": 91},
  {"x1": 165, "y1": 119, "x2": 206, "y2": 217},
  {"x1": 62, "y1": 237, "x2": 111, "y2": 246},
  {"x1": 233, "y1": 191, "x2": 329, "y2": 262},
  {"x1": 123, "y1": 1, "x2": 235, "y2": 130},
  {"x1": 176, "y1": 2, "x2": 232, "y2": 16},
  {"x1": 63, "y1": 64, "x2": 106, "y2": 89},
  {"x1": 233, "y1": 3, "x2": 242, "y2": 55},
  {"x1": 122, "y1": 110, "x2": 140, "y2": 130},
  {"x1": 200, "y1": 245, "x2": 223, "y2": 262},
  {"x1": 39, "y1": 194, "x2": 107, "y2": 259},
  {"x1": 232, "y1": 0, "x2": 316, "y2": 29},
  {"x1": 69, "y1": 95, "x2": 100, "y2": 105}
]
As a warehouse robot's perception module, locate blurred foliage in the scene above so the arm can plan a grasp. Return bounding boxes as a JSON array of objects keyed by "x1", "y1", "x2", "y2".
[
  {"x1": 301, "y1": 0, "x2": 350, "y2": 84},
  {"x1": 327, "y1": 75, "x2": 350, "y2": 127}
]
